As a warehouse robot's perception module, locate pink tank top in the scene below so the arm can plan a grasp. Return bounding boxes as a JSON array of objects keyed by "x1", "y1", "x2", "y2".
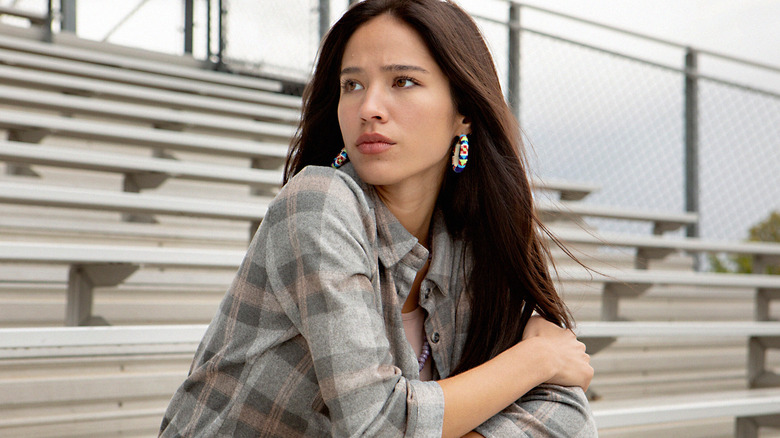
[{"x1": 401, "y1": 306, "x2": 433, "y2": 381}]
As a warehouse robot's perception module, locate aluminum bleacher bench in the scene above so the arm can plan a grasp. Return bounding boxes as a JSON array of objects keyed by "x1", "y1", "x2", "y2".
[
  {"x1": 12, "y1": 320, "x2": 774, "y2": 358},
  {"x1": 0, "y1": 141, "x2": 284, "y2": 191},
  {"x1": 3, "y1": 232, "x2": 780, "y2": 328},
  {"x1": 536, "y1": 198, "x2": 698, "y2": 234},
  {"x1": 576, "y1": 321, "x2": 780, "y2": 359},
  {"x1": 0, "y1": 84, "x2": 296, "y2": 140},
  {"x1": 551, "y1": 227, "x2": 780, "y2": 271},
  {"x1": 0, "y1": 46, "x2": 300, "y2": 109},
  {"x1": 558, "y1": 268, "x2": 780, "y2": 322},
  {"x1": 0, "y1": 140, "x2": 593, "y2": 201},
  {"x1": 591, "y1": 388, "x2": 780, "y2": 436},
  {"x1": 0, "y1": 181, "x2": 268, "y2": 222},
  {"x1": 578, "y1": 321, "x2": 780, "y2": 411},
  {"x1": 0, "y1": 213, "x2": 248, "y2": 246},
  {"x1": 0, "y1": 241, "x2": 244, "y2": 326},
  {"x1": 0, "y1": 32, "x2": 286, "y2": 95},
  {"x1": 0, "y1": 324, "x2": 207, "y2": 359},
  {"x1": 0, "y1": 324, "x2": 207, "y2": 436},
  {"x1": 1, "y1": 323, "x2": 778, "y2": 436},
  {"x1": 532, "y1": 178, "x2": 600, "y2": 201},
  {"x1": 0, "y1": 109, "x2": 287, "y2": 163},
  {"x1": 0, "y1": 181, "x2": 269, "y2": 241},
  {"x1": 0, "y1": 64, "x2": 301, "y2": 124},
  {"x1": 0, "y1": 180, "x2": 693, "y2": 237},
  {"x1": 577, "y1": 321, "x2": 780, "y2": 437}
]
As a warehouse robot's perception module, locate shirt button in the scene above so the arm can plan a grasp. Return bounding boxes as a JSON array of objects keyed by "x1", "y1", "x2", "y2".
[
  {"x1": 431, "y1": 332, "x2": 440, "y2": 344},
  {"x1": 424, "y1": 288, "x2": 431, "y2": 300}
]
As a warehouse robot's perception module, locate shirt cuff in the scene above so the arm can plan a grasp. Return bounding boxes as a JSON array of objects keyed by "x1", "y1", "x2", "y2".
[{"x1": 405, "y1": 380, "x2": 445, "y2": 437}]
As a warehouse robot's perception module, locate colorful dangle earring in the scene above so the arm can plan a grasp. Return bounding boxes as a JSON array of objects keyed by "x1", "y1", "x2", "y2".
[
  {"x1": 451, "y1": 134, "x2": 469, "y2": 173},
  {"x1": 331, "y1": 147, "x2": 349, "y2": 169}
]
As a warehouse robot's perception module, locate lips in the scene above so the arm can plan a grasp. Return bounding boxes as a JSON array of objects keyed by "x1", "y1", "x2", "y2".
[
  {"x1": 356, "y1": 133, "x2": 395, "y2": 146},
  {"x1": 355, "y1": 133, "x2": 396, "y2": 155}
]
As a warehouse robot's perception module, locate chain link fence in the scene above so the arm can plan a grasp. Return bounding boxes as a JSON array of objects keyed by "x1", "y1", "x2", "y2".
[
  {"x1": 517, "y1": 30, "x2": 686, "y2": 237},
  {"x1": 464, "y1": 3, "x2": 780, "y2": 249},
  {"x1": 221, "y1": 0, "x2": 321, "y2": 80},
  {"x1": 697, "y1": 81, "x2": 780, "y2": 241}
]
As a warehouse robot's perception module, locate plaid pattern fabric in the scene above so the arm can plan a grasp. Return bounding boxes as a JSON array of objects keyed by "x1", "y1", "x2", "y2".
[{"x1": 159, "y1": 163, "x2": 596, "y2": 437}]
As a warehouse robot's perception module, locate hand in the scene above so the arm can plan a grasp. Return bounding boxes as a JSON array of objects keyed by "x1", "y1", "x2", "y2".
[{"x1": 522, "y1": 316, "x2": 593, "y2": 390}]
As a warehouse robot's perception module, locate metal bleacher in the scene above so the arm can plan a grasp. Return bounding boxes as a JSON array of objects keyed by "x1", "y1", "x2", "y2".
[{"x1": 0, "y1": 18, "x2": 779, "y2": 438}]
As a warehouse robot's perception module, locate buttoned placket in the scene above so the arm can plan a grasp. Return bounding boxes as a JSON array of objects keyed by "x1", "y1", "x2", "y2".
[{"x1": 419, "y1": 279, "x2": 441, "y2": 380}]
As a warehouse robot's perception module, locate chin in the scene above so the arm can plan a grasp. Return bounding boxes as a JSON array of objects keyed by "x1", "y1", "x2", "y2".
[{"x1": 351, "y1": 160, "x2": 401, "y2": 187}]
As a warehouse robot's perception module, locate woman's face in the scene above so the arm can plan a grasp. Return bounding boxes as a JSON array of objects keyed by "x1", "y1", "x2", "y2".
[{"x1": 337, "y1": 14, "x2": 470, "y2": 193}]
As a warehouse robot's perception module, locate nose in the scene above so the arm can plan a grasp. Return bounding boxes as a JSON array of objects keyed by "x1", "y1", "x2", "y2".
[{"x1": 358, "y1": 86, "x2": 388, "y2": 122}]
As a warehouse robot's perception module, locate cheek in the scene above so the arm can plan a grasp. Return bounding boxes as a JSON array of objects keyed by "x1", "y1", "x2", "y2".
[
  {"x1": 402, "y1": 95, "x2": 452, "y2": 129},
  {"x1": 337, "y1": 103, "x2": 351, "y2": 139},
  {"x1": 407, "y1": 99, "x2": 458, "y2": 145}
]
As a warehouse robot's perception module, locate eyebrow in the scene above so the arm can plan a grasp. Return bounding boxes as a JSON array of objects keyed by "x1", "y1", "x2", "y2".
[{"x1": 339, "y1": 64, "x2": 430, "y2": 76}]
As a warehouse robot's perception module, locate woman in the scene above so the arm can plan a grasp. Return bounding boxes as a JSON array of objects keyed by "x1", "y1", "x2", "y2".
[{"x1": 160, "y1": 0, "x2": 595, "y2": 436}]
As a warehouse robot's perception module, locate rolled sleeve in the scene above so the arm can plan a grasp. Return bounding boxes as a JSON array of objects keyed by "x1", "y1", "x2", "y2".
[
  {"x1": 405, "y1": 380, "x2": 445, "y2": 438},
  {"x1": 474, "y1": 385, "x2": 597, "y2": 438}
]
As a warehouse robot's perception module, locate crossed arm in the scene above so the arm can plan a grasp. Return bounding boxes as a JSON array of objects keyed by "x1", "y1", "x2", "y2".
[{"x1": 439, "y1": 316, "x2": 595, "y2": 437}]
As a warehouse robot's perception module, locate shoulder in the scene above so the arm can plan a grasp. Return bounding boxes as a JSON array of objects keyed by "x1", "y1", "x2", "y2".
[
  {"x1": 263, "y1": 165, "x2": 376, "y2": 239},
  {"x1": 275, "y1": 165, "x2": 369, "y2": 213}
]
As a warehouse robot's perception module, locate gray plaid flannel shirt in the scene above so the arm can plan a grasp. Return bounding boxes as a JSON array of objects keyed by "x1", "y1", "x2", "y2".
[{"x1": 160, "y1": 163, "x2": 597, "y2": 437}]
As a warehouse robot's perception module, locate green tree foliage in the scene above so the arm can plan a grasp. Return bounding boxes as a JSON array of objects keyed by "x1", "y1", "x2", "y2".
[{"x1": 710, "y1": 211, "x2": 780, "y2": 275}]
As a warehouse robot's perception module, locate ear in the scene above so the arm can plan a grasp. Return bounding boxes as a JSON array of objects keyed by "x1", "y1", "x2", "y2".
[{"x1": 456, "y1": 115, "x2": 472, "y2": 136}]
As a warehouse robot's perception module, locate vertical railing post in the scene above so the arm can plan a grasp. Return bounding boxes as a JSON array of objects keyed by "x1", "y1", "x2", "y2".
[
  {"x1": 508, "y1": 3, "x2": 521, "y2": 120},
  {"x1": 206, "y1": 0, "x2": 212, "y2": 60},
  {"x1": 319, "y1": 0, "x2": 330, "y2": 40},
  {"x1": 61, "y1": 0, "x2": 77, "y2": 33},
  {"x1": 216, "y1": 0, "x2": 226, "y2": 69},
  {"x1": 45, "y1": 0, "x2": 54, "y2": 42},
  {"x1": 684, "y1": 48, "x2": 700, "y2": 267},
  {"x1": 184, "y1": 0, "x2": 194, "y2": 54}
]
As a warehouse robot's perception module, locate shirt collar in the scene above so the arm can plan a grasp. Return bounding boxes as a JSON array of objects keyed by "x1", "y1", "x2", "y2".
[
  {"x1": 337, "y1": 162, "x2": 460, "y2": 296},
  {"x1": 337, "y1": 163, "x2": 422, "y2": 269}
]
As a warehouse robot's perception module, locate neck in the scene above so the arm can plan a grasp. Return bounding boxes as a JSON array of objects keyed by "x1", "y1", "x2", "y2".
[{"x1": 375, "y1": 180, "x2": 440, "y2": 248}]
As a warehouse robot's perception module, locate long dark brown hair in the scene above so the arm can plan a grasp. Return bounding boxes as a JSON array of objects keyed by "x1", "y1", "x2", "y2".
[{"x1": 284, "y1": 0, "x2": 573, "y2": 374}]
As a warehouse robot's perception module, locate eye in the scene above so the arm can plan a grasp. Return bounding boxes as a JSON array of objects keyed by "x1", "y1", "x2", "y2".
[
  {"x1": 394, "y1": 76, "x2": 417, "y2": 88},
  {"x1": 340, "y1": 79, "x2": 363, "y2": 92}
]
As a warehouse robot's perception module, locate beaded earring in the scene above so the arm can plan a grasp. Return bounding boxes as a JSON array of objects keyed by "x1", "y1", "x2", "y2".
[
  {"x1": 451, "y1": 134, "x2": 469, "y2": 173},
  {"x1": 331, "y1": 147, "x2": 349, "y2": 169}
]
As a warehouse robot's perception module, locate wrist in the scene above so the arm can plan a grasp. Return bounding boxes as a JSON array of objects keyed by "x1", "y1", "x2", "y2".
[{"x1": 514, "y1": 336, "x2": 555, "y2": 384}]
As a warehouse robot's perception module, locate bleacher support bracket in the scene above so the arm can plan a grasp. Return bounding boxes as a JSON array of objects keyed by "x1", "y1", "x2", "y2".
[{"x1": 66, "y1": 263, "x2": 139, "y2": 326}]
